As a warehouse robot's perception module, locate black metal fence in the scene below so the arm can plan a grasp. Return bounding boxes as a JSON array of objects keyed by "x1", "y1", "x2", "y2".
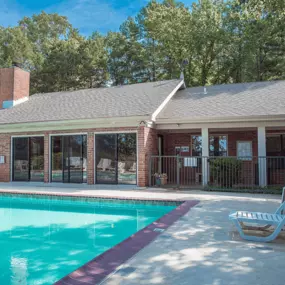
[{"x1": 149, "y1": 155, "x2": 285, "y2": 190}]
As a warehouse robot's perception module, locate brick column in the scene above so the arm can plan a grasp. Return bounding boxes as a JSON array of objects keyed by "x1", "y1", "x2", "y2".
[
  {"x1": 44, "y1": 133, "x2": 50, "y2": 183},
  {"x1": 0, "y1": 134, "x2": 11, "y2": 182},
  {"x1": 137, "y1": 126, "x2": 158, "y2": 187},
  {"x1": 87, "y1": 132, "x2": 95, "y2": 185}
]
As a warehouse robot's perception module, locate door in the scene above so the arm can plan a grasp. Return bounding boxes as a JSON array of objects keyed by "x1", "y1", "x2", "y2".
[
  {"x1": 13, "y1": 137, "x2": 29, "y2": 181},
  {"x1": 95, "y1": 133, "x2": 137, "y2": 185},
  {"x1": 12, "y1": 137, "x2": 44, "y2": 182},
  {"x1": 96, "y1": 134, "x2": 117, "y2": 184},
  {"x1": 52, "y1": 135, "x2": 87, "y2": 183}
]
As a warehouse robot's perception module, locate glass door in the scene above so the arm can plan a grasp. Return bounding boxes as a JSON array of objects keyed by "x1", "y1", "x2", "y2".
[
  {"x1": 51, "y1": 135, "x2": 87, "y2": 183},
  {"x1": 96, "y1": 134, "x2": 117, "y2": 184},
  {"x1": 95, "y1": 133, "x2": 137, "y2": 185},
  {"x1": 12, "y1": 137, "x2": 44, "y2": 182},
  {"x1": 30, "y1": 137, "x2": 44, "y2": 182},
  {"x1": 118, "y1": 133, "x2": 137, "y2": 184},
  {"x1": 13, "y1": 137, "x2": 29, "y2": 181},
  {"x1": 68, "y1": 135, "x2": 84, "y2": 184}
]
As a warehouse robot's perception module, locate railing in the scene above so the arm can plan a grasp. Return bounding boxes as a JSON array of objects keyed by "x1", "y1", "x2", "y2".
[{"x1": 149, "y1": 155, "x2": 285, "y2": 191}]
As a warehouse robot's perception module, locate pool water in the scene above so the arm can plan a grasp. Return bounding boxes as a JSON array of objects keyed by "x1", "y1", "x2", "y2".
[{"x1": 0, "y1": 195, "x2": 176, "y2": 285}]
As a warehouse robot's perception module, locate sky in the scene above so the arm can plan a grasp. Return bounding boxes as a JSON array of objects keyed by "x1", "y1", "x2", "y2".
[{"x1": 0, "y1": 0, "x2": 194, "y2": 35}]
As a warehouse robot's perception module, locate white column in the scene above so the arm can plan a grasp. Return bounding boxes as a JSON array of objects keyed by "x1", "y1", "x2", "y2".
[
  {"x1": 258, "y1": 126, "x2": 267, "y2": 187},
  {"x1": 202, "y1": 128, "x2": 209, "y2": 186}
]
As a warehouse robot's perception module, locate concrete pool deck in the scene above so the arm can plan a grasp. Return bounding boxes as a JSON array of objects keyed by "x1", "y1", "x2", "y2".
[{"x1": 0, "y1": 183, "x2": 284, "y2": 285}]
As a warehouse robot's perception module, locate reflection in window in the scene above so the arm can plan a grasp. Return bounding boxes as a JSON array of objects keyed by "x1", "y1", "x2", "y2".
[
  {"x1": 191, "y1": 136, "x2": 202, "y2": 156},
  {"x1": 210, "y1": 135, "x2": 227, "y2": 156},
  {"x1": 190, "y1": 135, "x2": 227, "y2": 157},
  {"x1": 51, "y1": 135, "x2": 87, "y2": 183},
  {"x1": 12, "y1": 137, "x2": 44, "y2": 182}
]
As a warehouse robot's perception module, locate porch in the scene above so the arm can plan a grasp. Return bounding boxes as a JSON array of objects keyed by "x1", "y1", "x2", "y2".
[{"x1": 149, "y1": 127, "x2": 285, "y2": 190}]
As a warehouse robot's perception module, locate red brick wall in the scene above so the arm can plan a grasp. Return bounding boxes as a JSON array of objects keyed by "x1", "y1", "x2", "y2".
[
  {"x1": 0, "y1": 126, "x2": 155, "y2": 187},
  {"x1": 13, "y1": 67, "x2": 30, "y2": 101},
  {"x1": 138, "y1": 126, "x2": 158, "y2": 187},
  {"x1": 0, "y1": 68, "x2": 14, "y2": 108},
  {"x1": 163, "y1": 130, "x2": 258, "y2": 156},
  {"x1": 0, "y1": 134, "x2": 11, "y2": 182},
  {"x1": 87, "y1": 132, "x2": 94, "y2": 185},
  {"x1": 0, "y1": 67, "x2": 30, "y2": 108}
]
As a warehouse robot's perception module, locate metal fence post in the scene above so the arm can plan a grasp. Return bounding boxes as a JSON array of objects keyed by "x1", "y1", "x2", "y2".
[
  {"x1": 176, "y1": 154, "x2": 180, "y2": 188},
  {"x1": 148, "y1": 155, "x2": 152, "y2": 187}
]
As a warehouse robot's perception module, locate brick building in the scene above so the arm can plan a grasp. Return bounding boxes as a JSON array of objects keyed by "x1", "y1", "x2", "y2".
[{"x1": 0, "y1": 66, "x2": 284, "y2": 188}]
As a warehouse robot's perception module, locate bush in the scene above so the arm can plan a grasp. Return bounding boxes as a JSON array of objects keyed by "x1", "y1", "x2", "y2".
[{"x1": 210, "y1": 157, "x2": 242, "y2": 188}]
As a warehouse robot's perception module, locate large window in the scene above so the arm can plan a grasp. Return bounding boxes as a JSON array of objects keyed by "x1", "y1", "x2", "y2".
[
  {"x1": 95, "y1": 133, "x2": 137, "y2": 184},
  {"x1": 190, "y1": 135, "x2": 227, "y2": 156},
  {"x1": 51, "y1": 135, "x2": 87, "y2": 183},
  {"x1": 12, "y1": 137, "x2": 44, "y2": 182},
  {"x1": 267, "y1": 135, "x2": 285, "y2": 156}
]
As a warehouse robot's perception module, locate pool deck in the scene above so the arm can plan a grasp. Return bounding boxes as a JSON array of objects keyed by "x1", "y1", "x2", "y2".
[{"x1": 0, "y1": 183, "x2": 284, "y2": 285}]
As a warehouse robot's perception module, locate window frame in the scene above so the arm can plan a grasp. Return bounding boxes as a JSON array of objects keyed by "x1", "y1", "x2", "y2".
[{"x1": 236, "y1": 140, "x2": 253, "y2": 161}]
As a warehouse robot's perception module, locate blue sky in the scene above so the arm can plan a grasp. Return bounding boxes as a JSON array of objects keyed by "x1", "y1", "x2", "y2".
[{"x1": 0, "y1": 0, "x2": 195, "y2": 35}]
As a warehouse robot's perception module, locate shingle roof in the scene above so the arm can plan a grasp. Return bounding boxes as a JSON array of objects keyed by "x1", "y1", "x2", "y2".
[
  {"x1": 157, "y1": 80, "x2": 285, "y2": 120},
  {"x1": 0, "y1": 79, "x2": 182, "y2": 124}
]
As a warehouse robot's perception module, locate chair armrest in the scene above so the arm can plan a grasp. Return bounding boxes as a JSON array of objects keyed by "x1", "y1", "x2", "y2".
[{"x1": 275, "y1": 201, "x2": 285, "y2": 214}]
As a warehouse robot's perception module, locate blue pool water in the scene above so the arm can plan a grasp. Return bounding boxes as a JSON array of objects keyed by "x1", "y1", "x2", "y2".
[{"x1": 0, "y1": 195, "x2": 176, "y2": 285}]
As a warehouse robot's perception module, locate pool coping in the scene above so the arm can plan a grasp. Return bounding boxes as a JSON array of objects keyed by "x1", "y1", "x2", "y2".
[
  {"x1": 53, "y1": 199, "x2": 199, "y2": 285},
  {"x1": 0, "y1": 190, "x2": 199, "y2": 285}
]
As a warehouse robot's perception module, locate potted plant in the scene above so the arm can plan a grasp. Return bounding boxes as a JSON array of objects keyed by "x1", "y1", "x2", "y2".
[{"x1": 154, "y1": 173, "x2": 168, "y2": 186}]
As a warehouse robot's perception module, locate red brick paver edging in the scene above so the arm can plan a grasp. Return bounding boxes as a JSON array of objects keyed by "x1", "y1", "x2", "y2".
[{"x1": 54, "y1": 199, "x2": 199, "y2": 285}]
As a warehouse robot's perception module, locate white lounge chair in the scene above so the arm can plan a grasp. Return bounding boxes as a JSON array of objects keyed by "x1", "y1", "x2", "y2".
[
  {"x1": 229, "y1": 201, "x2": 285, "y2": 242},
  {"x1": 97, "y1": 158, "x2": 112, "y2": 171},
  {"x1": 129, "y1": 162, "x2": 137, "y2": 172},
  {"x1": 118, "y1": 162, "x2": 126, "y2": 173}
]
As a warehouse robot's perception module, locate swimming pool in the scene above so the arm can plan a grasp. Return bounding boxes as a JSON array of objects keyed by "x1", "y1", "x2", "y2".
[{"x1": 0, "y1": 194, "x2": 177, "y2": 285}]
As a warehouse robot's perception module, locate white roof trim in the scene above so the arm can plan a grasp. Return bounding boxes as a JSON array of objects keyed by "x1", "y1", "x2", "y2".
[
  {"x1": 151, "y1": 80, "x2": 184, "y2": 122},
  {"x1": 0, "y1": 116, "x2": 148, "y2": 133}
]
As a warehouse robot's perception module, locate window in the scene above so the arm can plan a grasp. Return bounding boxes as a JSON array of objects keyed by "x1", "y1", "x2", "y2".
[
  {"x1": 209, "y1": 135, "x2": 227, "y2": 156},
  {"x1": 191, "y1": 135, "x2": 228, "y2": 157},
  {"x1": 237, "y1": 141, "x2": 252, "y2": 160},
  {"x1": 266, "y1": 135, "x2": 285, "y2": 156},
  {"x1": 191, "y1": 136, "x2": 202, "y2": 156}
]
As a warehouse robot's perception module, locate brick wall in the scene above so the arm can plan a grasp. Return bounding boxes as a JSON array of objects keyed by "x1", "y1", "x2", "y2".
[
  {"x1": 0, "y1": 67, "x2": 30, "y2": 108},
  {"x1": 138, "y1": 126, "x2": 158, "y2": 187},
  {"x1": 0, "y1": 68, "x2": 14, "y2": 108},
  {"x1": 163, "y1": 130, "x2": 258, "y2": 156},
  {"x1": 0, "y1": 126, "x2": 155, "y2": 187},
  {"x1": 13, "y1": 67, "x2": 30, "y2": 101},
  {"x1": 0, "y1": 134, "x2": 11, "y2": 182}
]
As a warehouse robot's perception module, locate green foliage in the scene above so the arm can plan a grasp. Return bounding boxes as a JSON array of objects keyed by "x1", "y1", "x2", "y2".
[
  {"x1": 0, "y1": 1, "x2": 284, "y2": 93},
  {"x1": 210, "y1": 157, "x2": 242, "y2": 187}
]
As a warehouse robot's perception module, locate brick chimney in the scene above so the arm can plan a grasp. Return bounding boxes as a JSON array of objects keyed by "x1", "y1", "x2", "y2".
[{"x1": 0, "y1": 65, "x2": 30, "y2": 109}]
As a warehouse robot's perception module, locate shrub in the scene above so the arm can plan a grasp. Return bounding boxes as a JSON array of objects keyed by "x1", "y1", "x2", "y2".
[{"x1": 210, "y1": 157, "x2": 242, "y2": 188}]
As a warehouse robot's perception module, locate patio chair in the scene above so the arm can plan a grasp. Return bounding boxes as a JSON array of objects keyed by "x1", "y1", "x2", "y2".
[
  {"x1": 229, "y1": 201, "x2": 285, "y2": 242},
  {"x1": 118, "y1": 162, "x2": 126, "y2": 173},
  {"x1": 129, "y1": 162, "x2": 136, "y2": 172},
  {"x1": 97, "y1": 158, "x2": 112, "y2": 171}
]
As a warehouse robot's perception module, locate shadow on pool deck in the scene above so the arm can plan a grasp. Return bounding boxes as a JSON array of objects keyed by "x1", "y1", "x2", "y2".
[{"x1": 102, "y1": 196, "x2": 285, "y2": 285}]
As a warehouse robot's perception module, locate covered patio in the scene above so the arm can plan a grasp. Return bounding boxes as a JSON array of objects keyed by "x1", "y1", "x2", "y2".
[{"x1": 150, "y1": 124, "x2": 285, "y2": 190}]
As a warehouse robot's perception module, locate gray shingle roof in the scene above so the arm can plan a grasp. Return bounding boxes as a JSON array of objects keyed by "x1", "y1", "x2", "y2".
[
  {"x1": 0, "y1": 79, "x2": 182, "y2": 124},
  {"x1": 157, "y1": 80, "x2": 285, "y2": 120}
]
